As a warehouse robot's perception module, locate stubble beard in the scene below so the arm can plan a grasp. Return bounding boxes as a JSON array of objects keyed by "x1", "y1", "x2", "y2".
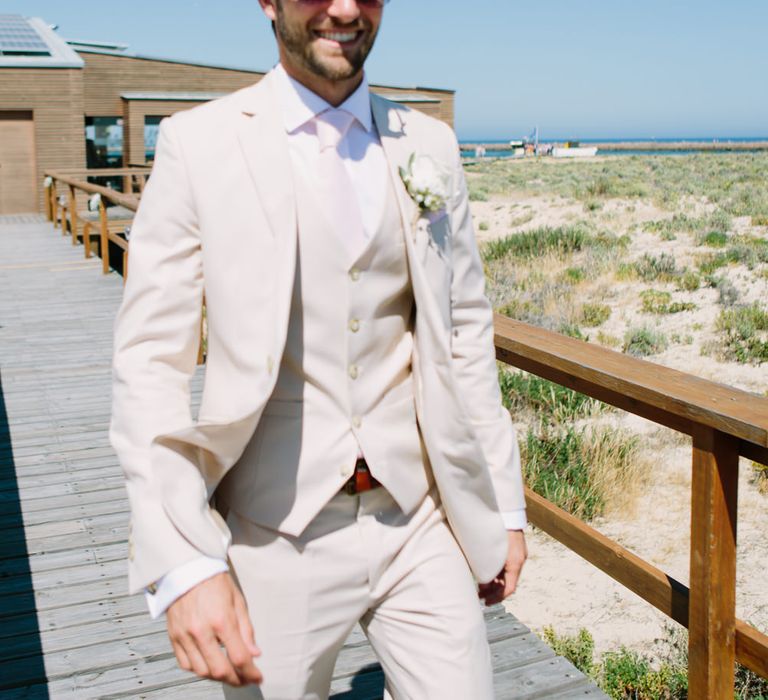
[{"x1": 274, "y1": 3, "x2": 378, "y2": 82}]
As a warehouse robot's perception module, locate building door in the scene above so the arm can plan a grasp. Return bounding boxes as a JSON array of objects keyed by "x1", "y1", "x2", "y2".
[{"x1": 0, "y1": 111, "x2": 37, "y2": 214}]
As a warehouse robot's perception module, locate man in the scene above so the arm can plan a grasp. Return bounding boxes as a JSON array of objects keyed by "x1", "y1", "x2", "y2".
[{"x1": 110, "y1": 0, "x2": 528, "y2": 697}]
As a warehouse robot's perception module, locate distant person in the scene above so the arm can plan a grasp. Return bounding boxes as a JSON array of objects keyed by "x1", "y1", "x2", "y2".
[{"x1": 110, "y1": 0, "x2": 527, "y2": 697}]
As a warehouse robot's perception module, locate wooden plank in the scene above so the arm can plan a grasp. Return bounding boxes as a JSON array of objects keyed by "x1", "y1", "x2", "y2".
[
  {"x1": 495, "y1": 314, "x2": 768, "y2": 449},
  {"x1": 525, "y1": 488, "x2": 690, "y2": 627},
  {"x1": 490, "y1": 656, "x2": 602, "y2": 699},
  {"x1": 105, "y1": 679, "x2": 222, "y2": 699},
  {"x1": 736, "y1": 620, "x2": 768, "y2": 680},
  {"x1": 688, "y1": 428, "x2": 739, "y2": 698},
  {"x1": 0, "y1": 541, "x2": 125, "y2": 579}
]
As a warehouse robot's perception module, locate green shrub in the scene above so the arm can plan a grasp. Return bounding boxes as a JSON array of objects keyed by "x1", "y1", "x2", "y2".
[
  {"x1": 616, "y1": 262, "x2": 638, "y2": 280},
  {"x1": 716, "y1": 303, "x2": 768, "y2": 363},
  {"x1": 715, "y1": 277, "x2": 739, "y2": 306},
  {"x1": 644, "y1": 210, "x2": 732, "y2": 242},
  {"x1": 582, "y1": 303, "x2": 612, "y2": 326},
  {"x1": 478, "y1": 221, "x2": 489, "y2": 231},
  {"x1": 521, "y1": 426, "x2": 638, "y2": 520},
  {"x1": 753, "y1": 460, "x2": 768, "y2": 495},
  {"x1": 634, "y1": 253, "x2": 679, "y2": 282},
  {"x1": 542, "y1": 627, "x2": 595, "y2": 676},
  {"x1": 677, "y1": 271, "x2": 701, "y2": 292},
  {"x1": 564, "y1": 266, "x2": 587, "y2": 283},
  {"x1": 542, "y1": 624, "x2": 768, "y2": 700},
  {"x1": 559, "y1": 322, "x2": 589, "y2": 341},
  {"x1": 498, "y1": 370, "x2": 603, "y2": 423},
  {"x1": 623, "y1": 327, "x2": 669, "y2": 356},
  {"x1": 481, "y1": 224, "x2": 593, "y2": 263},
  {"x1": 599, "y1": 648, "x2": 687, "y2": 700},
  {"x1": 468, "y1": 183, "x2": 489, "y2": 201},
  {"x1": 597, "y1": 331, "x2": 621, "y2": 348},
  {"x1": 640, "y1": 289, "x2": 696, "y2": 315},
  {"x1": 699, "y1": 230, "x2": 729, "y2": 247},
  {"x1": 753, "y1": 215, "x2": 768, "y2": 226}
]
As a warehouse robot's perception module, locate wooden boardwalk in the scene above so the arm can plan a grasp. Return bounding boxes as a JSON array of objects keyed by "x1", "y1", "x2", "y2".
[{"x1": 0, "y1": 216, "x2": 607, "y2": 699}]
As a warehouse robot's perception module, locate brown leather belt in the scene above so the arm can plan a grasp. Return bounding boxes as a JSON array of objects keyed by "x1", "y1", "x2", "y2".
[{"x1": 342, "y1": 458, "x2": 381, "y2": 496}]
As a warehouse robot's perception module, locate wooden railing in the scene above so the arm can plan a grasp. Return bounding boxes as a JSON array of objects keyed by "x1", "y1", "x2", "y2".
[
  {"x1": 42, "y1": 171, "x2": 206, "y2": 364},
  {"x1": 494, "y1": 314, "x2": 768, "y2": 697},
  {"x1": 44, "y1": 170, "x2": 141, "y2": 282}
]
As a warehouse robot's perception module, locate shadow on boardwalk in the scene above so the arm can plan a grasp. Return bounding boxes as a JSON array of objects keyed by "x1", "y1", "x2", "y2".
[{"x1": 0, "y1": 369, "x2": 49, "y2": 697}]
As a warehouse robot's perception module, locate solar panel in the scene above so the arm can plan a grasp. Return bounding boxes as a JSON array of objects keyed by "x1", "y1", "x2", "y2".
[{"x1": 0, "y1": 15, "x2": 52, "y2": 56}]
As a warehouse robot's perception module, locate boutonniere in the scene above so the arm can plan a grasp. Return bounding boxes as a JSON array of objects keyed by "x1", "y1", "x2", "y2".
[{"x1": 399, "y1": 153, "x2": 450, "y2": 218}]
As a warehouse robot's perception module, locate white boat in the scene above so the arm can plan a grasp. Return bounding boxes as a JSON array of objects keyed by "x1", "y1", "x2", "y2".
[{"x1": 551, "y1": 146, "x2": 598, "y2": 158}]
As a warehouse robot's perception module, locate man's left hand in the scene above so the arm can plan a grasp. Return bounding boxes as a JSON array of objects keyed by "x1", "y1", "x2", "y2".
[{"x1": 478, "y1": 530, "x2": 527, "y2": 606}]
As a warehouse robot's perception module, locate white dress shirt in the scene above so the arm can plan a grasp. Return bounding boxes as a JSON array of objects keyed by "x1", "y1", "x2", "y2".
[{"x1": 145, "y1": 63, "x2": 526, "y2": 618}]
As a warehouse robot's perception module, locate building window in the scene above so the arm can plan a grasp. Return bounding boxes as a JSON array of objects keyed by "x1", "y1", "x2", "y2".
[
  {"x1": 144, "y1": 116, "x2": 163, "y2": 162},
  {"x1": 85, "y1": 117, "x2": 123, "y2": 168}
]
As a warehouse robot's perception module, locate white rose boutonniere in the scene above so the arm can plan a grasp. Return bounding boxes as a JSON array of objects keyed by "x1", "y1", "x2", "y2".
[{"x1": 399, "y1": 153, "x2": 451, "y2": 214}]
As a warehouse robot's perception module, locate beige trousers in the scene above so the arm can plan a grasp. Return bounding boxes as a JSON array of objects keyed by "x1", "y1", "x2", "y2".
[{"x1": 222, "y1": 487, "x2": 494, "y2": 700}]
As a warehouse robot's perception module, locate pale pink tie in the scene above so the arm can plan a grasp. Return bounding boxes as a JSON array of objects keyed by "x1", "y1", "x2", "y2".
[{"x1": 315, "y1": 109, "x2": 367, "y2": 262}]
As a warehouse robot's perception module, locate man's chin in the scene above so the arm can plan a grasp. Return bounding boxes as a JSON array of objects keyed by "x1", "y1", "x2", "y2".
[{"x1": 308, "y1": 55, "x2": 363, "y2": 82}]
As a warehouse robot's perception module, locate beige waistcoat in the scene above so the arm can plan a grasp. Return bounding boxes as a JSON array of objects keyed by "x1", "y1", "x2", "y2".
[{"x1": 216, "y1": 161, "x2": 432, "y2": 534}]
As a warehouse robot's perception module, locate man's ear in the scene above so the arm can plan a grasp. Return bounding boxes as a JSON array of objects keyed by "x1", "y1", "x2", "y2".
[{"x1": 258, "y1": 0, "x2": 278, "y2": 22}]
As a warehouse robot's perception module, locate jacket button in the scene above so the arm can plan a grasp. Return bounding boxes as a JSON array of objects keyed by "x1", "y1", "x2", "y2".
[
  {"x1": 348, "y1": 319, "x2": 360, "y2": 333},
  {"x1": 352, "y1": 416, "x2": 362, "y2": 429},
  {"x1": 349, "y1": 268, "x2": 360, "y2": 281},
  {"x1": 340, "y1": 464, "x2": 354, "y2": 478}
]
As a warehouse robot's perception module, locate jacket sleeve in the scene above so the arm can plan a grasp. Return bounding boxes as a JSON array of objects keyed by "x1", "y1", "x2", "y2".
[
  {"x1": 110, "y1": 116, "x2": 216, "y2": 594},
  {"x1": 442, "y1": 127, "x2": 527, "y2": 514}
]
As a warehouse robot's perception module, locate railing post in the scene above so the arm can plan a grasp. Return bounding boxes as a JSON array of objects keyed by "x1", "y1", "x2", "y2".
[
  {"x1": 68, "y1": 184, "x2": 78, "y2": 246},
  {"x1": 44, "y1": 179, "x2": 53, "y2": 221},
  {"x1": 689, "y1": 427, "x2": 739, "y2": 698},
  {"x1": 51, "y1": 181, "x2": 59, "y2": 229},
  {"x1": 99, "y1": 199, "x2": 109, "y2": 275}
]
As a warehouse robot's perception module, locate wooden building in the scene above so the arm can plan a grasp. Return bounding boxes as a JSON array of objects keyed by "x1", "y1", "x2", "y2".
[{"x1": 0, "y1": 14, "x2": 455, "y2": 214}]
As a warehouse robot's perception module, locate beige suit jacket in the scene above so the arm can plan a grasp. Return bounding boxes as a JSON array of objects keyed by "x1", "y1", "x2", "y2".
[{"x1": 110, "y1": 69, "x2": 526, "y2": 594}]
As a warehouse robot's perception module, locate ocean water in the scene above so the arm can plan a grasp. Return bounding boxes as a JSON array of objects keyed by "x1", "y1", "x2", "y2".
[{"x1": 459, "y1": 136, "x2": 768, "y2": 158}]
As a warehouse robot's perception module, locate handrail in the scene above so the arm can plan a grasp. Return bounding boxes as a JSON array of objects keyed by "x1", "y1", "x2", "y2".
[
  {"x1": 42, "y1": 171, "x2": 205, "y2": 364},
  {"x1": 494, "y1": 313, "x2": 768, "y2": 695},
  {"x1": 54, "y1": 167, "x2": 152, "y2": 177},
  {"x1": 46, "y1": 170, "x2": 140, "y2": 211}
]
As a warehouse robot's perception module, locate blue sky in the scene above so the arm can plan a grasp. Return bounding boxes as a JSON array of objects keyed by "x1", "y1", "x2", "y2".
[{"x1": 8, "y1": 0, "x2": 768, "y2": 139}]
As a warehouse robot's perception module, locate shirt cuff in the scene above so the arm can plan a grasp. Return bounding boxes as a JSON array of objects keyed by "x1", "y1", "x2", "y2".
[
  {"x1": 501, "y1": 509, "x2": 527, "y2": 531},
  {"x1": 145, "y1": 556, "x2": 229, "y2": 619}
]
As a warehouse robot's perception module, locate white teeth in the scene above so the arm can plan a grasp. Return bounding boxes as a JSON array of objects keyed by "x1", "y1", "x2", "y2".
[{"x1": 317, "y1": 31, "x2": 357, "y2": 42}]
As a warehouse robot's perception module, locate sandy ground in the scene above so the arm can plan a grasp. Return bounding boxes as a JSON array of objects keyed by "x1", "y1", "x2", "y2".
[{"x1": 469, "y1": 187, "x2": 768, "y2": 657}]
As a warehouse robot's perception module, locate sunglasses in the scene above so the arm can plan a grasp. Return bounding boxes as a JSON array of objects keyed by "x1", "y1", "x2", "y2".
[{"x1": 288, "y1": 0, "x2": 389, "y2": 6}]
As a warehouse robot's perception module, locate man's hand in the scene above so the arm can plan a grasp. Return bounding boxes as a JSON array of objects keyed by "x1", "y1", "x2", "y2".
[
  {"x1": 166, "y1": 572, "x2": 263, "y2": 687},
  {"x1": 478, "y1": 530, "x2": 528, "y2": 606}
]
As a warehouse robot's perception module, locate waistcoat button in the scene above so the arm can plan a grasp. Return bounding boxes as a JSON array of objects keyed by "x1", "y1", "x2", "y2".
[
  {"x1": 348, "y1": 318, "x2": 360, "y2": 333},
  {"x1": 348, "y1": 364, "x2": 359, "y2": 380}
]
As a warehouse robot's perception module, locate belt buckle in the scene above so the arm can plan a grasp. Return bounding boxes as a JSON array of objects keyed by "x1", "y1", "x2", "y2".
[{"x1": 343, "y1": 458, "x2": 371, "y2": 496}]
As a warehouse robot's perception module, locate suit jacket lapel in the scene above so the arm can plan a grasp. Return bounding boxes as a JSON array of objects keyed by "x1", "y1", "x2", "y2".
[
  {"x1": 371, "y1": 94, "x2": 420, "y2": 242},
  {"x1": 236, "y1": 71, "x2": 297, "y2": 243},
  {"x1": 372, "y1": 94, "x2": 450, "y2": 364}
]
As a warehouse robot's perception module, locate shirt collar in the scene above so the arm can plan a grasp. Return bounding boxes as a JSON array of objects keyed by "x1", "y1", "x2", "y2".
[{"x1": 273, "y1": 62, "x2": 373, "y2": 134}]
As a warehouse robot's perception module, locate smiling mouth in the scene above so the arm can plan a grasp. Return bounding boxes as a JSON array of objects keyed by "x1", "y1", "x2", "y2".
[{"x1": 314, "y1": 29, "x2": 362, "y2": 44}]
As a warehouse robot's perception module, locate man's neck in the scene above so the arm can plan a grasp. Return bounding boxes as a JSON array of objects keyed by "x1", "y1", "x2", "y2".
[{"x1": 278, "y1": 57, "x2": 363, "y2": 107}]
